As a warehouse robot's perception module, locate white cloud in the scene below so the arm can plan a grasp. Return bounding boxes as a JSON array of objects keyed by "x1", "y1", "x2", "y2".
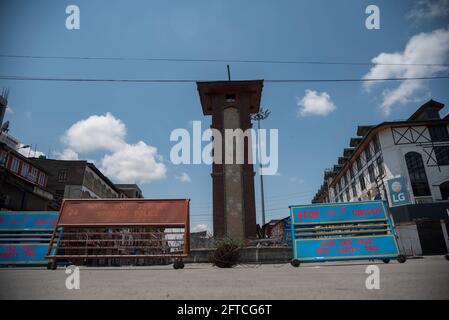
[
  {"x1": 62, "y1": 112, "x2": 126, "y2": 153},
  {"x1": 407, "y1": 0, "x2": 449, "y2": 20},
  {"x1": 175, "y1": 172, "x2": 191, "y2": 183},
  {"x1": 59, "y1": 113, "x2": 166, "y2": 184},
  {"x1": 55, "y1": 148, "x2": 79, "y2": 160},
  {"x1": 17, "y1": 144, "x2": 46, "y2": 158},
  {"x1": 100, "y1": 141, "x2": 166, "y2": 184},
  {"x1": 191, "y1": 224, "x2": 208, "y2": 232},
  {"x1": 297, "y1": 90, "x2": 336, "y2": 117},
  {"x1": 363, "y1": 27, "x2": 449, "y2": 115}
]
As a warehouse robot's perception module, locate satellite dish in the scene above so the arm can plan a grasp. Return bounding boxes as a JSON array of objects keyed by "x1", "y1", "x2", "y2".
[{"x1": 1, "y1": 120, "x2": 9, "y2": 133}]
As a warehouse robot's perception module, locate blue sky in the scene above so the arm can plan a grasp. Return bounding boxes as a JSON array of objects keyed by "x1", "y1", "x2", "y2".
[{"x1": 1, "y1": 0, "x2": 448, "y2": 232}]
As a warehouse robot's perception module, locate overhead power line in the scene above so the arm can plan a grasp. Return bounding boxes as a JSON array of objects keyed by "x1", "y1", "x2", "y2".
[
  {"x1": 0, "y1": 54, "x2": 448, "y2": 67},
  {"x1": 189, "y1": 189, "x2": 316, "y2": 207},
  {"x1": 1, "y1": 75, "x2": 448, "y2": 83},
  {"x1": 266, "y1": 76, "x2": 449, "y2": 83}
]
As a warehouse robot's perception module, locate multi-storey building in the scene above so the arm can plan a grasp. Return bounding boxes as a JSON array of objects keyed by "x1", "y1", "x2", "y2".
[
  {"x1": 314, "y1": 100, "x2": 449, "y2": 204},
  {"x1": 0, "y1": 90, "x2": 54, "y2": 211},
  {"x1": 29, "y1": 159, "x2": 122, "y2": 208},
  {"x1": 313, "y1": 100, "x2": 449, "y2": 256},
  {"x1": 0, "y1": 137, "x2": 54, "y2": 210},
  {"x1": 115, "y1": 184, "x2": 143, "y2": 198}
]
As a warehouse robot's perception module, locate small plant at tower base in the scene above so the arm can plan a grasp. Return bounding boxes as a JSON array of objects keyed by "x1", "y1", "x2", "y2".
[{"x1": 212, "y1": 238, "x2": 241, "y2": 268}]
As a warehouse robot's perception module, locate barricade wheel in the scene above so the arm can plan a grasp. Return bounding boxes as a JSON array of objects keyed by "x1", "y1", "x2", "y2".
[
  {"x1": 382, "y1": 259, "x2": 390, "y2": 264},
  {"x1": 445, "y1": 254, "x2": 449, "y2": 261},
  {"x1": 397, "y1": 255, "x2": 407, "y2": 263},
  {"x1": 178, "y1": 261, "x2": 185, "y2": 269},
  {"x1": 173, "y1": 261, "x2": 179, "y2": 269},
  {"x1": 47, "y1": 261, "x2": 57, "y2": 270},
  {"x1": 291, "y1": 259, "x2": 300, "y2": 268}
]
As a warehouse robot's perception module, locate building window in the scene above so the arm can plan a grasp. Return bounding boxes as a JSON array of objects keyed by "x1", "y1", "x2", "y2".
[
  {"x1": 405, "y1": 152, "x2": 431, "y2": 197},
  {"x1": 368, "y1": 164, "x2": 375, "y2": 183},
  {"x1": 343, "y1": 174, "x2": 348, "y2": 186},
  {"x1": 21, "y1": 162, "x2": 29, "y2": 177},
  {"x1": 351, "y1": 182, "x2": 357, "y2": 197},
  {"x1": 58, "y1": 169, "x2": 68, "y2": 182},
  {"x1": 225, "y1": 94, "x2": 236, "y2": 102},
  {"x1": 55, "y1": 189, "x2": 65, "y2": 201},
  {"x1": 349, "y1": 165, "x2": 354, "y2": 179},
  {"x1": 356, "y1": 157, "x2": 362, "y2": 172},
  {"x1": 346, "y1": 189, "x2": 350, "y2": 201},
  {"x1": 429, "y1": 125, "x2": 449, "y2": 166},
  {"x1": 38, "y1": 173, "x2": 46, "y2": 187},
  {"x1": 376, "y1": 156, "x2": 385, "y2": 176},
  {"x1": 0, "y1": 151, "x2": 7, "y2": 166},
  {"x1": 359, "y1": 175, "x2": 366, "y2": 191},
  {"x1": 29, "y1": 167, "x2": 38, "y2": 182},
  {"x1": 365, "y1": 146, "x2": 372, "y2": 162},
  {"x1": 373, "y1": 135, "x2": 380, "y2": 153},
  {"x1": 434, "y1": 146, "x2": 449, "y2": 166},
  {"x1": 428, "y1": 125, "x2": 449, "y2": 142},
  {"x1": 440, "y1": 181, "x2": 449, "y2": 200},
  {"x1": 10, "y1": 157, "x2": 20, "y2": 173}
]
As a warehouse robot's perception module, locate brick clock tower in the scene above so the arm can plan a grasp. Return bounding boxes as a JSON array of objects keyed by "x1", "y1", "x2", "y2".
[{"x1": 197, "y1": 80, "x2": 263, "y2": 241}]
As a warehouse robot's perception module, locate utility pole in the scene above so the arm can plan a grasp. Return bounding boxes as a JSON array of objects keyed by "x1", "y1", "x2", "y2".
[{"x1": 251, "y1": 108, "x2": 271, "y2": 231}]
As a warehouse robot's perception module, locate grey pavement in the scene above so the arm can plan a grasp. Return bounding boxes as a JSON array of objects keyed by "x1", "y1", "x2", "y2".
[{"x1": 0, "y1": 256, "x2": 448, "y2": 299}]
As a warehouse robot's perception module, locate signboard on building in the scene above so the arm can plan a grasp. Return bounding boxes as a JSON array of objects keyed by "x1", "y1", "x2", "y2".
[
  {"x1": 386, "y1": 176, "x2": 411, "y2": 207},
  {"x1": 289, "y1": 201, "x2": 403, "y2": 264}
]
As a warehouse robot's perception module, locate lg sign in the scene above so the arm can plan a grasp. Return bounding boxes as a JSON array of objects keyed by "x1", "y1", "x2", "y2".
[
  {"x1": 387, "y1": 177, "x2": 411, "y2": 207},
  {"x1": 391, "y1": 181, "x2": 405, "y2": 202}
]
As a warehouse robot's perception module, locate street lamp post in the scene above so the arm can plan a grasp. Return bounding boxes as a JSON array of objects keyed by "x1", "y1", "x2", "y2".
[{"x1": 251, "y1": 108, "x2": 271, "y2": 232}]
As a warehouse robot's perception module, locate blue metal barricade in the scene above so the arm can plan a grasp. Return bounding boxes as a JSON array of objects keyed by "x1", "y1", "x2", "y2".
[
  {"x1": 288, "y1": 200, "x2": 406, "y2": 267},
  {"x1": 0, "y1": 211, "x2": 60, "y2": 266}
]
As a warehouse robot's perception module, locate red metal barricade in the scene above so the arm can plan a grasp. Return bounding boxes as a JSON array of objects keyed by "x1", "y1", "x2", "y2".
[{"x1": 46, "y1": 199, "x2": 190, "y2": 269}]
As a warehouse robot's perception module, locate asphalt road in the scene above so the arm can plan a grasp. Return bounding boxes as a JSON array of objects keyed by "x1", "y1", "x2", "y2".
[{"x1": 0, "y1": 256, "x2": 448, "y2": 299}]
